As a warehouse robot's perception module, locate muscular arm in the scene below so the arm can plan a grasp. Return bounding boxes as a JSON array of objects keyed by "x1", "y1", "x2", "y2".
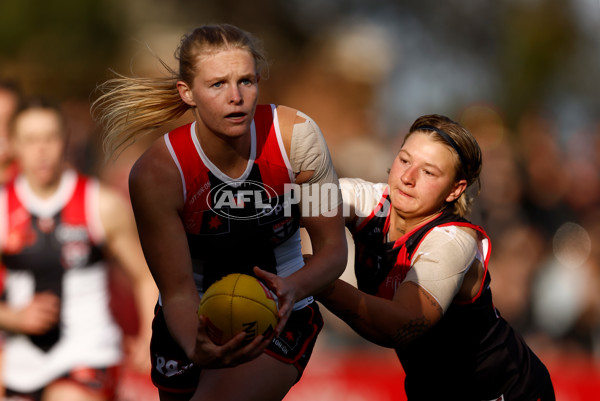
[
  {"x1": 290, "y1": 110, "x2": 348, "y2": 300},
  {"x1": 319, "y1": 226, "x2": 478, "y2": 349},
  {"x1": 291, "y1": 204, "x2": 347, "y2": 301},
  {"x1": 285, "y1": 106, "x2": 348, "y2": 297},
  {"x1": 255, "y1": 106, "x2": 347, "y2": 330},
  {"x1": 319, "y1": 279, "x2": 442, "y2": 348},
  {"x1": 128, "y1": 139, "x2": 200, "y2": 358}
]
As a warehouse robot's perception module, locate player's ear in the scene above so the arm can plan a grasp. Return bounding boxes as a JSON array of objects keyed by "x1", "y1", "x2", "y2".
[
  {"x1": 445, "y1": 179, "x2": 467, "y2": 203},
  {"x1": 177, "y1": 81, "x2": 196, "y2": 107}
]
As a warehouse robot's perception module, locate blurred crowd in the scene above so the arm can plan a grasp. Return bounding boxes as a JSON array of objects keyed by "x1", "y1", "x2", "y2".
[{"x1": 466, "y1": 105, "x2": 600, "y2": 359}]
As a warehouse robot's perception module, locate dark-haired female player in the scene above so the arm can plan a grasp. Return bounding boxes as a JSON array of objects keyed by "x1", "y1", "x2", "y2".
[{"x1": 319, "y1": 114, "x2": 555, "y2": 400}]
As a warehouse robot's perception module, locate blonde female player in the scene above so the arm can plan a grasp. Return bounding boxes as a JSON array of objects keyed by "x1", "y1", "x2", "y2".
[
  {"x1": 92, "y1": 24, "x2": 347, "y2": 401},
  {"x1": 318, "y1": 115, "x2": 555, "y2": 400}
]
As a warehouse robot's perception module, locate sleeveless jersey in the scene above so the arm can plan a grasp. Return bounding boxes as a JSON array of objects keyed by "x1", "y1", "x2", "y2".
[
  {"x1": 165, "y1": 104, "x2": 308, "y2": 307},
  {"x1": 352, "y1": 192, "x2": 549, "y2": 399},
  {"x1": 0, "y1": 170, "x2": 122, "y2": 392}
]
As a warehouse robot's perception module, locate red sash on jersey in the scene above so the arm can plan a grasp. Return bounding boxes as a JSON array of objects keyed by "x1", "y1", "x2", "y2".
[
  {"x1": 166, "y1": 104, "x2": 294, "y2": 235},
  {"x1": 165, "y1": 104, "x2": 300, "y2": 289},
  {"x1": 2, "y1": 173, "x2": 102, "y2": 267},
  {"x1": 1, "y1": 172, "x2": 104, "y2": 351},
  {"x1": 352, "y1": 196, "x2": 491, "y2": 303}
]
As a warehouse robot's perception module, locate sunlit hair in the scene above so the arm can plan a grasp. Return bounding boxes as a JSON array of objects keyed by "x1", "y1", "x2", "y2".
[
  {"x1": 402, "y1": 114, "x2": 482, "y2": 217},
  {"x1": 91, "y1": 24, "x2": 267, "y2": 158}
]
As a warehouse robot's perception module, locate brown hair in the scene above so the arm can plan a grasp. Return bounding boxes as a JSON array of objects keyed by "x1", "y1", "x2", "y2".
[
  {"x1": 403, "y1": 114, "x2": 482, "y2": 217},
  {"x1": 10, "y1": 97, "x2": 66, "y2": 139},
  {"x1": 91, "y1": 24, "x2": 267, "y2": 158}
]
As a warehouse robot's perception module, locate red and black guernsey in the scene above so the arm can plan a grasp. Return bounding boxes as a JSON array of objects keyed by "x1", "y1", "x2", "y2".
[
  {"x1": 1, "y1": 173, "x2": 104, "y2": 352},
  {"x1": 165, "y1": 104, "x2": 300, "y2": 292},
  {"x1": 351, "y1": 194, "x2": 551, "y2": 399}
]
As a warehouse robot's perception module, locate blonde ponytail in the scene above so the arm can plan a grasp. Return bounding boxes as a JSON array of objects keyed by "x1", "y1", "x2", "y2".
[{"x1": 91, "y1": 64, "x2": 190, "y2": 158}]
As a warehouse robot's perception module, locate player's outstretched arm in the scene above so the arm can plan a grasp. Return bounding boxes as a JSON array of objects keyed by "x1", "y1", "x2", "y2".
[
  {"x1": 129, "y1": 140, "x2": 202, "y2": 363},
  {"x1": 318, "y1": 279, "x2": 443, "y2": 349}
]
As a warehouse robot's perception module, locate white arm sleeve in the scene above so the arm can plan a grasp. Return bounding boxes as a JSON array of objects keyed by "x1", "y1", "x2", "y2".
[
  {"x1": 290, "y1": 112, "x2": 341, "y2": 215},
  {"x1": 339, "y1": 177, "x2": 388, "y2": 227},
  {"x1": 404, "y1": 226, "x2": 478, "y2": 313}
]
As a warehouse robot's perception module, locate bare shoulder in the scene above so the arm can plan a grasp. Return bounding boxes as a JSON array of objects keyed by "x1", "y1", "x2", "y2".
[
  {"x1": 275, "y1": 105, "x2": 304, "y2": 125},
  {"x1": 128, "y1": 137, "x2": 184, "y2": 217},
  {"x1": 129, "y1": 137, "x2": 180, "y2": 192}
]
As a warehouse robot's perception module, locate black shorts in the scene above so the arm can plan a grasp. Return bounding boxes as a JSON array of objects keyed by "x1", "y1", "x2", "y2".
[{"x1": 150, "y1": 302, "x2": 323, "y2": 395}]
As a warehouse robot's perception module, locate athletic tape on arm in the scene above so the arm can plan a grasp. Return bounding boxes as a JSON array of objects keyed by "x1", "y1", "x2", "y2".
[
  {"x1": 404, "y1": 226, "x2": 478, "y2": 313},
  {"x1": 290, "y1": 112, "x2": 341, "y2": 214}
]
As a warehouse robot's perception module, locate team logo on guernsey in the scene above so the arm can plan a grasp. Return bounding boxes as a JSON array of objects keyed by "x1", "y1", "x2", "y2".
[
  {"x1": 208, "y1": 180, "x2": 285, "y2": 221},
  {"x1": 56, "y1": 224, "x2": 91, "y2": 269}
]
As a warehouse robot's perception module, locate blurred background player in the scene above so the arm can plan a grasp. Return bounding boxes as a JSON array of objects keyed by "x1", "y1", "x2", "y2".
[
  {"x1": 0, "y1": 99, "x2": 157, "y2": 401},
  {"x1": 0, "y1": 81, "x2": 21, "y2": 185},
  {"x1": 0, "y1": 80, "x2": 22, "y2": 399}
]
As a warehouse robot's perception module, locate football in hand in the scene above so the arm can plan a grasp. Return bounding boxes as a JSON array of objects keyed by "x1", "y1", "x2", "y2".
[{"x1": 198, "y1": 273, "x2": 278, "y2": 345}]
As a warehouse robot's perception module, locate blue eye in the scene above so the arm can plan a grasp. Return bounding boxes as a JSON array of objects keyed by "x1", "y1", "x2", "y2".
[{"x1": 213, "y1": 82, "x2": 223, "y2": 88}]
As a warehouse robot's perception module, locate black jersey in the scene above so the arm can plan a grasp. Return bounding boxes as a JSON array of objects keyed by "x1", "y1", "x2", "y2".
[{"x1": 349, "y1": 185, "x2": 555, "y2": 400}]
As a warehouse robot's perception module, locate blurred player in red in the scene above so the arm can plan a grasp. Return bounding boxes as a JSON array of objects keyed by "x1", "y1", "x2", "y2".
[
  {"x1": 0, "y1": 81, "x2": 22, "y2": 296},
  {"x1": 0, "y1": 80, "x2": 22, "y2": 400},
  {"x1": 0, "y1": 100, "x2": 157, "y2": 401},
  {"x1": 92, "y1": 24, "x2": 347, "y2": 401},
  {"x1": 319, "y1": 114, "x2": 555, "y2": 400},
  {"x1": 0, "y1": 81, "x2": 21, "y2": 185}
]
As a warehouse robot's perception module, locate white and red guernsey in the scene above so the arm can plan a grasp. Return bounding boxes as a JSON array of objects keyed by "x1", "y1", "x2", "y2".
[
  {"x1": 0, "y1": 170, "x2": 122, "y2": 392},
  {"x1": 165, "y1": 104, "x2": 309, "y2": 308}
]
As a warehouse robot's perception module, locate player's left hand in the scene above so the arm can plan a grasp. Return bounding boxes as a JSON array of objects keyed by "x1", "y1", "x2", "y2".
[{"x1": 253, "y1": 266, "x2": 294, "y2": 336}]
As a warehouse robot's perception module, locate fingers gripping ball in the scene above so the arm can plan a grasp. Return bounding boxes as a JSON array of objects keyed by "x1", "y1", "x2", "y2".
[{"x1": 198, "y1": 273, "x2": 279, "y2": 345}]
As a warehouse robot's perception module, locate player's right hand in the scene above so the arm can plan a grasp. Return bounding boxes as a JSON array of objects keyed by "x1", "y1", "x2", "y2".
[
  {"x1": 15, "y1": 292, "x2": 60, "y2": 335},
  {"x1": 191, "y1": 314, "x2": 273, "y2": 369}
]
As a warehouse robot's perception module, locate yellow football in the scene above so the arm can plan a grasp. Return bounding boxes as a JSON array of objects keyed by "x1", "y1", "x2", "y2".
[{"x1": 198, "y1": 273, "x2": 279, "y2": 345}]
